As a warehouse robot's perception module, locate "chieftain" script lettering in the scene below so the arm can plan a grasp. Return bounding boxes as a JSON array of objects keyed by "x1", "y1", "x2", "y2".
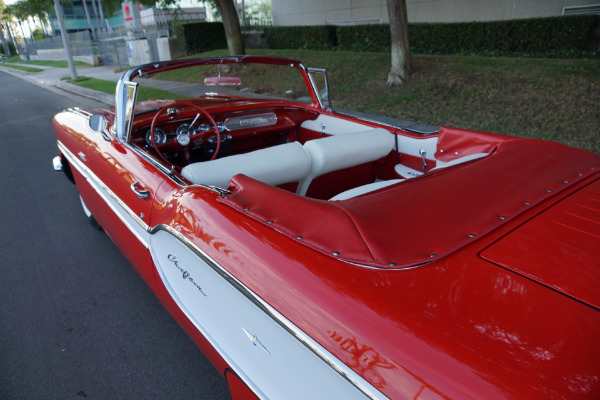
[{"x1": 167, "y1": 254, "x2": 207, "y2": 297}]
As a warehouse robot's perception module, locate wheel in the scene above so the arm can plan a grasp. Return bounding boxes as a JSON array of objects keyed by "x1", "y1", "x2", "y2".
[{"x1": 79, "y1": 195, "x2": 102, "y2": 231}]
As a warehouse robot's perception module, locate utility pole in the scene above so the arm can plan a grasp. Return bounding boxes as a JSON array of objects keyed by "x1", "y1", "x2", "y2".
[{"x1": 53, "y1": 0, "x2": 77, "y2": 80}]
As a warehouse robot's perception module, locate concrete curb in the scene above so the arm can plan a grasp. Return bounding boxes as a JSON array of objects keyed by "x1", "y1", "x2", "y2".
[
  {"x1": 0, "y1": 65, "x2": 113, "y2": 106},
  {"x1": 55, "y1": 80, "x2": 114, "y2": 105}
]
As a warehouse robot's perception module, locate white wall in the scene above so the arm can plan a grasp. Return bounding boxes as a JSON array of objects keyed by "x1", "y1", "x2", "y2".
[
  {"x1": 31, "y1": 49, "x2": 98, "y2": 66},
  {"x1": 272, "y1": 0, "x2": 600, "y2": 25}
]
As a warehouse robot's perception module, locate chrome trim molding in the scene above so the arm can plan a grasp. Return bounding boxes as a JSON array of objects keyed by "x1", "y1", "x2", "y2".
[
  {"x1": 57, "y1": 141, "x2": 150, "y2": 248},
  {"x1": 126, "y1": 143, "x2": 228, "y2": 195},
  {"x1": 149, "y1": 224, "x2": 387, "y2": 400},
  {"x1": 57, "y1": 139, "x2": 385, "y2": 399}
]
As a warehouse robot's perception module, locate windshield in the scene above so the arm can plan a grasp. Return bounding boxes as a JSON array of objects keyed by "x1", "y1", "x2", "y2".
[{"x1": 133, "y1": 62, "x2": 313, "y2": 104}]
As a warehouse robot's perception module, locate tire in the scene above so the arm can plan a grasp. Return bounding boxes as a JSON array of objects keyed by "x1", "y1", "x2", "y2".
[{"x1": 79, "y1": 195, "x2": 103, "y2": 231}]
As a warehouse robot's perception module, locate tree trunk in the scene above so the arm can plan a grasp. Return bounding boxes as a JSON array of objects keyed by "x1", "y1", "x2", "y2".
[
  {"x1": 81, "y1": 0, "x2": 97, "y2": 41},
  {"x1": 214, "y1": 0, "x2": 245, "y2": 56},
  {"x1": 1, "y1": 23, "x2": 10, "y2": 57},
  {"x1": 386, "y1": 0, "x2": 411, "y2": 87},
  {"x1": 90, "y1": 0, "x2": 101, "y2": 34},
  {"x1": 97, "y1": 0, "x2": 106, "y2": 33},
  {"x1": 4, "y1": 21, "x2": 17, "y2": 53}
]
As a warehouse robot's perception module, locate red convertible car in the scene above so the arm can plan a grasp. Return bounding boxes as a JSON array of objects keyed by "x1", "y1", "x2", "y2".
[{"x1": 52, "y1": 56, "x2": 600, "y2": 399}]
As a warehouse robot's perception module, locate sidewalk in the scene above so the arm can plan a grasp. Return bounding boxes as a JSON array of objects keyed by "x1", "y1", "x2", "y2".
[
  {"x1": 0, "y1": 62, "x2": 217, "y2": 105},
  {"x1": 0, "y1": 63, "x2": 120, "y2": 104}
]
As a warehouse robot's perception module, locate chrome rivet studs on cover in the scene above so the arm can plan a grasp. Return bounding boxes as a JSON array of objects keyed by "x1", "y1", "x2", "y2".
[
  {"x1": 525, "y1": 202, "x2": 531, "y2": 206},
  {"x1": 430, "y1": 253, "x2": 437, "y2": 258},
  {"x1": 267, "y1": 220, "x2": 274, "y2": 224},
  {"x1": 546, "y1": 189, "x2": 552, "y2": 193},
  {"x1": 499, "y1": 216, "x2": 506, "y2": 220},
  {"x1": 390, "y1": 262, "x2": 397, "y2": 267},
  {"x1": 469, "y1": 233, "x2": 476, "y2": 238},
  {"x1": 244, "y1": 208, "x2": 249, "y2": 211},
  {"x1": 296, "y1": 236, "x2": 303, "y2": 240},
  {"x1": 333, "y1": 251, "x2": 340, "y2": 256}
]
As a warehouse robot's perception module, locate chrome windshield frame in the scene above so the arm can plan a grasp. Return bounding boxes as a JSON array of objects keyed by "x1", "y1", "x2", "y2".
[
  {"x1": 306, "y1": 67, "x2": 332, "y2": 111},
  {"x1": 113, "y1": 56, "x2": 320, "y2": 142}
]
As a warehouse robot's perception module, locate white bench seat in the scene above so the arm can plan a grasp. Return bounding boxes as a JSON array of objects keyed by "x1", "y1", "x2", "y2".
[{"x1": 181, "y1": 142, "x2": 311, "y2": 188}]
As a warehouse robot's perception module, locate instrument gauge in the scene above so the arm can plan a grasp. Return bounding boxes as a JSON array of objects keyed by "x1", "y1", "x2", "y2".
[
  {"x1": 198, "y1": 123, "x2": 211, "y2": 132},
  {"x1": 176, "y1": 123, "x2": 195, "y2": 136},
  {"x1": 145, "y1": 128, "x2": 167, "y2": 147}
]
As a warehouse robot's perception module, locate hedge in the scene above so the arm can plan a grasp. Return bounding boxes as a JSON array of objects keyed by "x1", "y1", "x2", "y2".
[
  {"x1": 409, "y1": 16, "x2": 598, "y2": 56},
  {"x1": 182, "y1": 22, "x2": 228, "y2": 54},
  {"x1": 263, "y1": 25, "x2": 337, "y2": 50},
  {"x1": 265, "y1": 15, "x2": 599, "y2": 58}
]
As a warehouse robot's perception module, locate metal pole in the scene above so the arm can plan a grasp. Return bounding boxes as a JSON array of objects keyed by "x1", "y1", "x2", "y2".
[{"x1": 53, "y1": 0, "x2": 77, "y2": 80}]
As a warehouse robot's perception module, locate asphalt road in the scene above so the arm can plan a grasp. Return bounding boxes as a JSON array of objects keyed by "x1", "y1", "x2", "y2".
[{"x1": 0, "y1": 70, "x2": 231, "y2": 400}]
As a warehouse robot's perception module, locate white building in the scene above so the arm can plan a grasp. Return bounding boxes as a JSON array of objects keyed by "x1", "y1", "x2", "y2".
[{"x1": 271, "y1": 0, "x2": 600, "y2": 26}]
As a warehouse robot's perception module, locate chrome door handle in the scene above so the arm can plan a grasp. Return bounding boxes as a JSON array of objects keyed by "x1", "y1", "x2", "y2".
[
  {"x1": 131, "y1": 182, "x2": 150, "y2": 200},
  {"x1": 419, "y1": 148, "x2": 428, "y2": 169}
]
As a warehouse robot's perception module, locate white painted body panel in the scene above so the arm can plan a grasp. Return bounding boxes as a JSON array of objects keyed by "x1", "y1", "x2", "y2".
[{"x1": 150, "y1": 229, "x2": 378, "y2": 400}]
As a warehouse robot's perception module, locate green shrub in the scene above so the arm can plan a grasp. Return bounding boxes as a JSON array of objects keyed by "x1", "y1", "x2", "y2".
[
  {"x1": 264, "y1": 16, "x2": 598, "y2": 58},
  {"x1": 182, "y1": 22, "x2": 228, "y2": 54},
  {"x1": 264, "y1": 25, "x2": 337, "y2": 50},
  {"x1": 336, "y1": 24, "x2": 390, "y2": 52},
  {"x1": 8, "y1": 41, "x2": 17, "y2": 56},
  {"x1": 410, "y1": 16, "x2": 598, "y2": 56}
]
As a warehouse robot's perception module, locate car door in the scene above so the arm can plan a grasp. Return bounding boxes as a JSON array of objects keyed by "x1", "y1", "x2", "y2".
[
  {"x1": 91, "y1": 135, "x2": 166, "y2": 289},
  {"x1": 62, "y1": 114, "x2": 165, "y2": 290}
]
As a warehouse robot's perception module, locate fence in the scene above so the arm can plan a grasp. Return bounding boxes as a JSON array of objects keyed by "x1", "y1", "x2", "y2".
[{"x1": 23, "y1": 23, "x2": 173, "y2": 67}]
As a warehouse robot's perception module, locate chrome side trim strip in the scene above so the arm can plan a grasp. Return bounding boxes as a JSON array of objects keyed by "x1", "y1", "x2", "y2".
[
  {"x1": 57, "y1": 140, "x2": 150, "y2": 248},
  {"x1": 149, "y1": 224, "x2": 387, "y2": 400},
  {"x1": 58, "y1": 139, "x2": 385, "y2": 399}
]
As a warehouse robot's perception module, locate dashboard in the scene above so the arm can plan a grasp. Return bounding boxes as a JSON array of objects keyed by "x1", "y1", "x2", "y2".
[{"x1": 131, "y1": 104, "x2": 317, "y2": 166}]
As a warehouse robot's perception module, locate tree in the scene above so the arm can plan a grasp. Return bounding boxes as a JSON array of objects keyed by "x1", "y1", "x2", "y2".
[
  {"x1": 0, "y1": 0, "x2": 10, "y2": 56},
  {"x1": 386, "y1": 0, "x2": 411, "y2": 87},
  {"x1": 212, "y1": 0, "x2": 245, "y2": 56}
]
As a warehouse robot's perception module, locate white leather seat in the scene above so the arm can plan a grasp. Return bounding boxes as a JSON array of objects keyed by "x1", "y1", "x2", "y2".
[
  {"x1": 181, "y1": 142, "x2": 311, "y2": 188},
  {"x1": 297, "y1": 128, "x2": 396, "y2": 196},
  {"x1": 330, "y1": 179, "x2": 404, "y2": 201}
]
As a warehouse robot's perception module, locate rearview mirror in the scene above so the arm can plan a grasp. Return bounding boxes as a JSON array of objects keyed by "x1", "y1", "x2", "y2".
[
  {"x1": 89, "y1": 114, "x2": 107, "y2": 132},
  {"x1": 204, "y1": 77, "x2": 241, "y2": 86}
]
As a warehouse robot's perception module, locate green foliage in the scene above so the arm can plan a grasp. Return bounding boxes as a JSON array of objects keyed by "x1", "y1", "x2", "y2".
[
  {"x1": 263, "y1": 25, "x2": 337, "y2": 50},
  {"x1": 7, "y1": 41, "x2": 16, "y2": 56},
  {"x1": 409, "y1": 16, "x2": 598, "y2": 57},
  {"x1": 336, "y1": 24, "x2": 389, "y2": 52},
  {"x1": 182, "y1": 22, "x2": 228, "y2": 54},
  {"x1": 264, "y1": 16, "x2": 599, "y2": 58},
  {"x1": 1, "y1": 63, "x2": 43, "y2": 72}
]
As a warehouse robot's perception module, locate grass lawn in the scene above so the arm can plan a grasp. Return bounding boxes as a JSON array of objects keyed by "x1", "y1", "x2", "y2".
[
  {"x1": 6, "y1": 58, "x2": 89, "y2": 68},
  {"x1": 1, "y1": 63, "x2": 43, "y2": 73},
  {"x1": 177, "y1": 49, "x2": 599, "y2": 153},
  {"x1": 65, "y1": 76, "x2": 185, "y2": 102}
]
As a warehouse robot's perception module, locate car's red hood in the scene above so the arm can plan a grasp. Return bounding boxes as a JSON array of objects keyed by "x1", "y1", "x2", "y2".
[{"x1": 481, "y1": 176, "x2": 600, "y2": 309}]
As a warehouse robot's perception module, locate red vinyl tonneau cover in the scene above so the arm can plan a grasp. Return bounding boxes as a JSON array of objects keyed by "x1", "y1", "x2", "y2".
[
  {"x1": 481, "y1": 177, "x2": 600, "y2": 309},
  {"x1": 220, "y1": 139, "x2": 600, "y2": 269}
]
